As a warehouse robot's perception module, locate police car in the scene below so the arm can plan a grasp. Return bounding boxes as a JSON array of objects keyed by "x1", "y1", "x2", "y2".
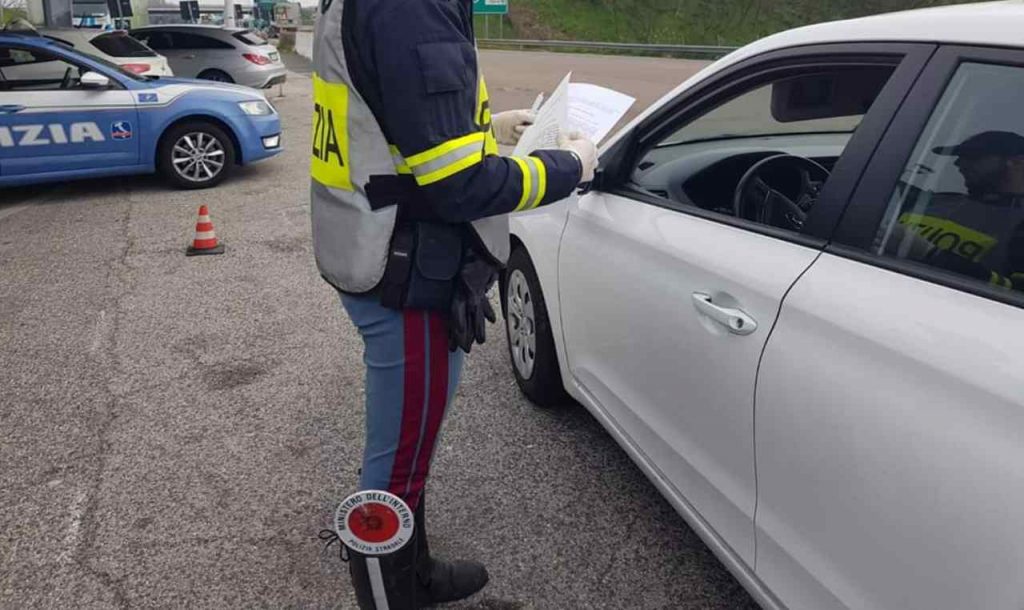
[{"x1": 0, "y1": 31, "x2": 282, "y2": 189}]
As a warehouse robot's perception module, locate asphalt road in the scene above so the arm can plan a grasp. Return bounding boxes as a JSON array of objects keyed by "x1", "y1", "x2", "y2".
[{"x1": 0, "y1": 51, "x2": 756, "y2": 609}]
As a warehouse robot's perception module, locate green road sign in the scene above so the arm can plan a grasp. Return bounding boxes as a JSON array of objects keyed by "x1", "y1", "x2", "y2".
[{"x1": 473, "y1": 0, "x2": 507, "y2": 15}]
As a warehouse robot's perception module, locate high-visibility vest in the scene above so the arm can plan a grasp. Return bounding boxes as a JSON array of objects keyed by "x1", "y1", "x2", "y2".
[{"x1": 309, "y1": 0, "x2": 512, "y2": 295}]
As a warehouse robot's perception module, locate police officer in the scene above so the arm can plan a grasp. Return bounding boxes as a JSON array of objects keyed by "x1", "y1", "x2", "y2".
[
  {"x1": 888, "y1": 130, "x2": 1024, "y2": 291},
  {"x1": 310, "y1": 0, "x2": 598, "y2": 606}
]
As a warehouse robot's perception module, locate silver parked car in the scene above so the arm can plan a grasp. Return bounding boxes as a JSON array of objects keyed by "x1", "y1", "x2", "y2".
[{"x1": 129, "y1": 25, "x2": 285, "y2": 89}]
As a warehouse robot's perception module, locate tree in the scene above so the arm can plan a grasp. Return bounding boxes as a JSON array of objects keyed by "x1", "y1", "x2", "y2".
[{"x1": 1, "y1": 0, "x2": 28, "y2": 25}]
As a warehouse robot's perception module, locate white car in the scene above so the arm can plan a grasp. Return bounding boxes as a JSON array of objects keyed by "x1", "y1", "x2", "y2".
[
  {"x1": 501, "y1": 2, "x2": 1024, "y2": 609},
  {"x1": 39, "y1": 28, "x2": 172, "y2": 77}
]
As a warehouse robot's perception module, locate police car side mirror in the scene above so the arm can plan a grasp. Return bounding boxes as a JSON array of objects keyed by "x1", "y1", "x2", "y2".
[{"x1": 80, "y1": 71, "x2": 111, "y2": 90}]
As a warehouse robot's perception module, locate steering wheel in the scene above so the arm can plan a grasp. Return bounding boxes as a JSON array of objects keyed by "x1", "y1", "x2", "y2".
[
  {"x1": 59, "y1": 66, "x2": 73, "y2": 90},
  {"x1": 732, "y1": 154, "x2": 830, "y2": 231}
]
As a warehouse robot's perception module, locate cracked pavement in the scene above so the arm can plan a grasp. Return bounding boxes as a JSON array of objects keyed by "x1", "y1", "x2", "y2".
[{"x1": 0, "y1": 52, "x2": 756, "y2": 609}]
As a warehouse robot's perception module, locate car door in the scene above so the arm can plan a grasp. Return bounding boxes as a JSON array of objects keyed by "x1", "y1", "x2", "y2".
[
  {"x1": 556, "y1": 43, "x2": 931, "y2": 571},
  {"x1": 755, "y1": 45, "x2": 1024, "y2": 610},
  {"x1": 174, "y1": 31, "x2": 237, "y2": 80},
  {"x1": 0, "y1": 43, "x2": 138, "y2": 177},
  {"x1": 136, "y1": 31, "x2": 195, "y2": 78}
]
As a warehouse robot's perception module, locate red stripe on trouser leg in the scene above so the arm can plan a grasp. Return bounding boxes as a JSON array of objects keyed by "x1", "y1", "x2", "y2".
[
  {"x1": 404, "y1": 313, "x2": 451, "y2": 508},
  {"x1": 387, "y1": 311, "x2": 427, "y2": 501}
]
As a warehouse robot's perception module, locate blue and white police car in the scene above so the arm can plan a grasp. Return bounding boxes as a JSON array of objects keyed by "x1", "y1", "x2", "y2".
[{"x1": 0, "y1": 30, "x2": 282, "y2": 189}]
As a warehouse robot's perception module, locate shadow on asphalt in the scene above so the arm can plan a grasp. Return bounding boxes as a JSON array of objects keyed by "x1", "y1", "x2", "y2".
[{"x1": 0, "y1": 163, "x2": 270, "y2": 209}]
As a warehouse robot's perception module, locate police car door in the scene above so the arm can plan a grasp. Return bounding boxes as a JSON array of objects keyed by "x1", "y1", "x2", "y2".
[{"x1": 0, "y1": 42, "x2": 138, "y2": 178}]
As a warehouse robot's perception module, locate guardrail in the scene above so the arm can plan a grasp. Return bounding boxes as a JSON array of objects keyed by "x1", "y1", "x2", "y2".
[{"x1": 477, "y1": 38, "x2": 738, "y2": 58}]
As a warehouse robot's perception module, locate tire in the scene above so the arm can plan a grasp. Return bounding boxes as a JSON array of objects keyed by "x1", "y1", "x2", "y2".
[
  {"x1": 157, "y1": 121, "x2": 236, "y2": 190},
  {"x1": 197, "y1": 69, "x2": 234, "y2": 83},
  {"x1": 504, "y1": 246, "x2": 570, "y2": 408}
]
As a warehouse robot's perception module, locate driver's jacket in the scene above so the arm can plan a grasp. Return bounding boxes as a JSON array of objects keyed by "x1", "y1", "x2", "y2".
[
  {"x1": 310, "y1": 0, "x2": 581, "y2": 294},
  {"x1": 896, "y1": 193, "x2": 1024, "y2": 291}
]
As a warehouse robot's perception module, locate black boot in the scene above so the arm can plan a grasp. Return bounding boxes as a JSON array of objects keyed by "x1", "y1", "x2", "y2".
[
  {"x1": 347, "y1": 541, "x2": 419, "y2": 610},
  {"x1": 414, "y1": 499, "x2": 489, "y2": 606}
]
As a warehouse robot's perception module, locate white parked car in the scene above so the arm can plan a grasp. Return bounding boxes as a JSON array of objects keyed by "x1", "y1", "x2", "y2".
[
  {"x1": 501, "y1": 3, "x2": 1024, "y2": 609},
  {"x1": 39, "y1": 28, "x2": 172, "y2": 77}
]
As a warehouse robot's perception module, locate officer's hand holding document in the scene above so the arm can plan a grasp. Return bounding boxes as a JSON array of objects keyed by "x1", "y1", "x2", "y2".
[{"x1": 512, "y1": 72, "x2": 636, "y2": 157}]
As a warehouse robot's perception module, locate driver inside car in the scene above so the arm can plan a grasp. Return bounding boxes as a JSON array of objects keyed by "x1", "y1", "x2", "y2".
[{"x1": 884, "y1": 130, "x2": 1024, "y2": 292}]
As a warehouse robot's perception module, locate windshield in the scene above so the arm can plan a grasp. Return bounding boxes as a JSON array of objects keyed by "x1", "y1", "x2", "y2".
[
  {"x1": 661, "y1": 84, "x2": 862, "y2": 148},
  {"x1": 91, "y1": 32, "x2": 156, "y2": 58}
]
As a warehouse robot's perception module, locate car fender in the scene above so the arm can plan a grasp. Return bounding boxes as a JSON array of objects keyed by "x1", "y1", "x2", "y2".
[
  {"x1": 507, "y1": 195, "x2": 578, "y2": 396},
  {"x1": 132, "y1": 87, "x2": 255, "y2": 167}
]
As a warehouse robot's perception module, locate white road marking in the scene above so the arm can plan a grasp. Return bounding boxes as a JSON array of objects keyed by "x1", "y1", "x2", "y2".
[
  {"x1": 57, "y1": 490, "x2": 88, "y2": 565},
  {"x1": 89, "y1": 310, "x2": 107, "y2": 355},
  {"x1": 0, "y1": 202, "x2": 35, "y2": 223}
]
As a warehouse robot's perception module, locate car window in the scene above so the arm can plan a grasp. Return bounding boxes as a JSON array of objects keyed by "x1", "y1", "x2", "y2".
[
  {"x1": 91, "y1": 32, "x2": 156, "y2": 58},
  {"x1": 872, "y1": 62, "x2": 1024, "y2": 296},
  {"x1": 232, "y1": 30, "x2": 266, "y2": 46},
  {"x1": 0, "y1": 45, "x2": 89, "y2": 91},
  {"x1": 632, "y1": 65, "x2": 895, "y2": 234},
  {"x1": 170, "y1": 32, "x2": 234, "y2": 50},
  {"x1": 136, "y1": 31, "x2": 172, "y2": 50}
]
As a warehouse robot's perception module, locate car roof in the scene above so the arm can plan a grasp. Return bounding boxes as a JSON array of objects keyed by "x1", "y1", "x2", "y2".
[
  {"x1": 606, "y1": 1, "x2": 1024, "y2": 151},
  {"x1": 130, "y1": 25, "x2": 244, "y2": 32},
  {"x1": 730, "y1": 0, "x2": 1024, "y2": 64},
  {"x1": 0, "y1": 32, "x2": 62, "y2": 47}
]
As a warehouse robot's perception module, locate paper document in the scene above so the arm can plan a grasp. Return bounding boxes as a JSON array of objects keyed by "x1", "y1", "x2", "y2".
[
  {"x1": 513, "y1": 73, "x2": 571, "y2": 156},
  {"x1": 513, "y1": 72, "x2": 635, "y2": 157}
]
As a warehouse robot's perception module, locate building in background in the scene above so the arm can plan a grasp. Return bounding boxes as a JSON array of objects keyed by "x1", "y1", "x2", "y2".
[{"x1": 147, "y1": 0, "x2": 254, "y2": 26}]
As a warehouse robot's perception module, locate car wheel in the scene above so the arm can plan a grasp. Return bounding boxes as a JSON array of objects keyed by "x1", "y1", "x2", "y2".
[
  {"x1": 157, "y1": 121, "x2": 236, "y2": 190},
  {"x1": 504, "y1": 246, "x2": 570, "y2": 408},
  {"x1": 197, "y1": 69, "x2": 234, "y2": 83}
]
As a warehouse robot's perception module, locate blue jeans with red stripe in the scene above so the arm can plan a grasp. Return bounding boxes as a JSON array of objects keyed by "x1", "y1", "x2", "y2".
[{"x1": 341, "y1": 293, "x2": 465, "y2": 512}]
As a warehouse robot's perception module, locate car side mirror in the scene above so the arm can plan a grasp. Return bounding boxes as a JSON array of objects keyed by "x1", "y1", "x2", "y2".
[{"x1": 80, "y1": 71, "x2": 110, "y2": 89}]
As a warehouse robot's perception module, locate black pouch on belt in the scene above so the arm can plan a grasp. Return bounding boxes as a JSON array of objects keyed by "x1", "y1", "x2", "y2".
[
  {"x1": 369, "y1": 175, "x2": 463, "y2": 311},
  {"x1": 403, "y1": 222, "x2": 463, "y2": 311}
]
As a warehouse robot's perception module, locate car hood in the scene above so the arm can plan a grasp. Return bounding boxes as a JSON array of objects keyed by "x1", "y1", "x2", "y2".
[{"x1": 147, "y1": 76, "x2": 264, "y2": 98}]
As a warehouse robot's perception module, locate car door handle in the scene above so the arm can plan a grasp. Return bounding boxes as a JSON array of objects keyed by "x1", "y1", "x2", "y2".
[
  {"x1": 0, "y1": 104, "x2": 25, "y2": 114},
  {"x1": 692, "y1": 293, "x2": 758, "y2": 336}
]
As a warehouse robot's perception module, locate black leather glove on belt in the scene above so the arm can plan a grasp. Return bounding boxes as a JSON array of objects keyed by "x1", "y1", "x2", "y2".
[{"x1": 448, "y1": 252, "x2": 498, "y2": 353}]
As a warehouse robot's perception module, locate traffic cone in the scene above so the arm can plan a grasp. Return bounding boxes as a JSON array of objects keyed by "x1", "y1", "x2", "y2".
[{"x1": 186, "y1": 204, "x2": 225, "y2": 256}]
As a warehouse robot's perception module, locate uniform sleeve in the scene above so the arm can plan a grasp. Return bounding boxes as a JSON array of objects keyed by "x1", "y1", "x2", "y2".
[{"x1": 365, "y1": 0, "x2": 581, "y2": 223}]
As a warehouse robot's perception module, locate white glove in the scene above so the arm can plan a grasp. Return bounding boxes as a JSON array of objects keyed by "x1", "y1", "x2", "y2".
[
  {"x1": 492, "y1": 109, "x2": 535, "y2": 146},
  {"x1": 557, "y1": 130, "x2": 598, "y2": 184}
]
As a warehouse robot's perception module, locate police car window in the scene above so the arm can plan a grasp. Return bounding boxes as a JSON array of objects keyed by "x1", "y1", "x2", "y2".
[
  {"x1": 632, "y1": 65, "x2": 895, "y2": 234},
  {"x1": 0, "y1": 45, "x2": 89, "y2": 91},
  {"x1": 874, "y1": 62, "x2": 1024, "y2": 297}
]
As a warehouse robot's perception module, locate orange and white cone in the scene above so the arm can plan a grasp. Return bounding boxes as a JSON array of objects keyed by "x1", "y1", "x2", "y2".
[{"x1": 186, "y1": 204, "x2": 225, "y2": 256}]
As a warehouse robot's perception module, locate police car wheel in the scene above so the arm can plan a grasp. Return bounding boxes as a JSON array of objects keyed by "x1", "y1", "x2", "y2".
[
  {"x1": 504, "y1": 247, "x2": 570, "y2": 408},
  {"x1": 158, "y1": 122, "x2": 236, "y2": 189}
]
